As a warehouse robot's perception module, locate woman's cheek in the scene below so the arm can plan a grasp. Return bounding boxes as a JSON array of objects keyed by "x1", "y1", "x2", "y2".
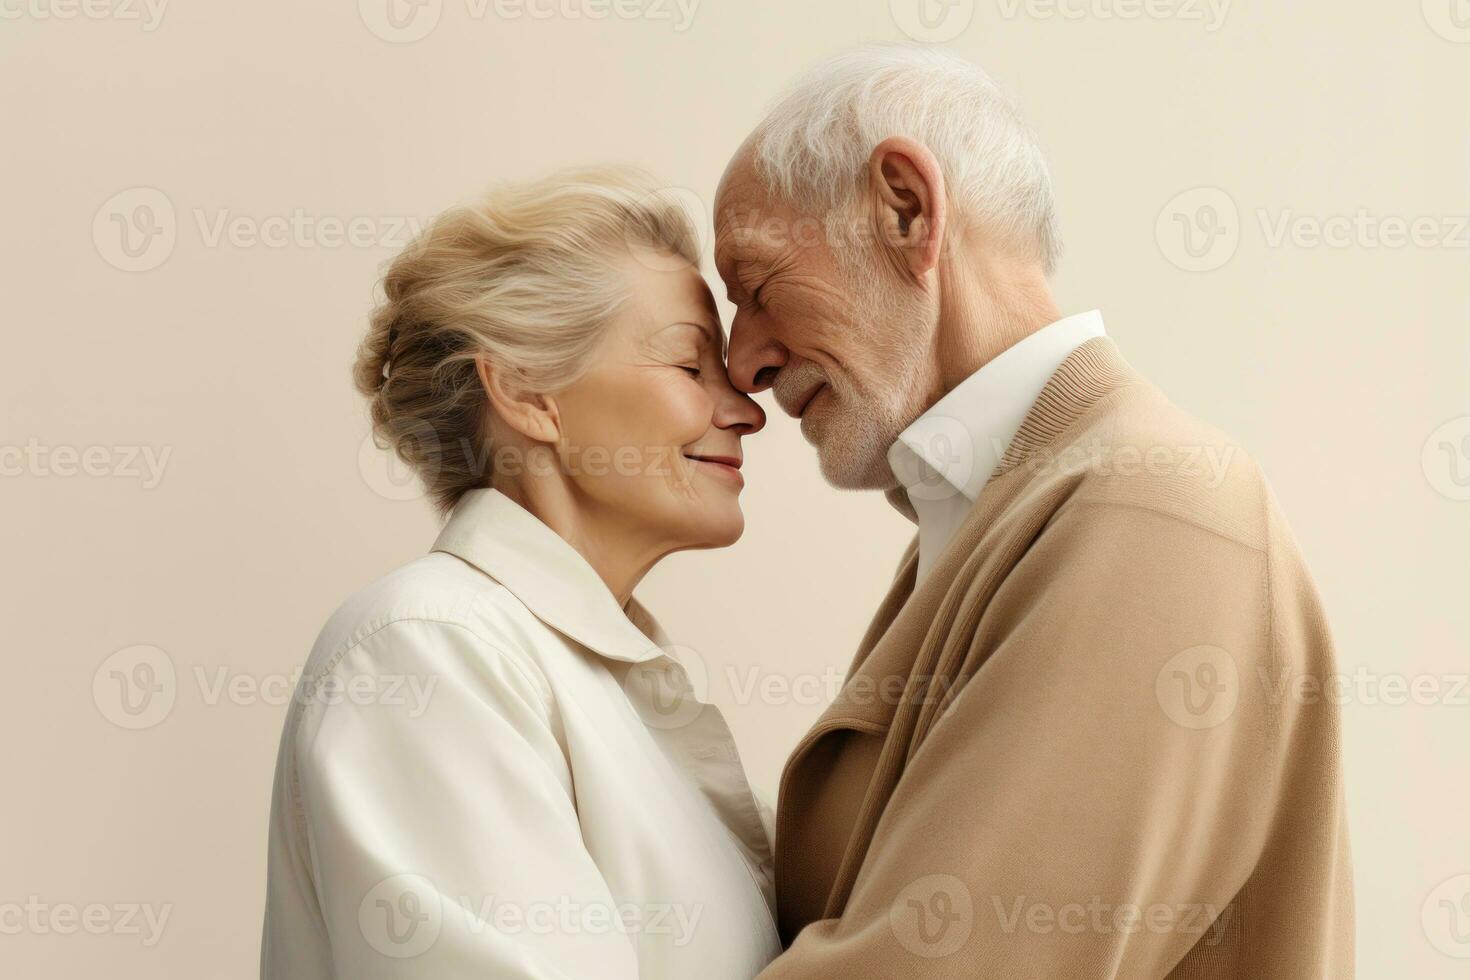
[
  {"x1": 659, "y1": 381, "x2": 716, "y2": 446},
  {"x1": 655, "y1": 387, "x2": 713, "y2": 496}
]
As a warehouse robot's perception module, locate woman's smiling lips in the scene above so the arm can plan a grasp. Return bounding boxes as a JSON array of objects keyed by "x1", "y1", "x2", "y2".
[{"x1": 684, "y1": 453, "x2": 745, "y2": 487}]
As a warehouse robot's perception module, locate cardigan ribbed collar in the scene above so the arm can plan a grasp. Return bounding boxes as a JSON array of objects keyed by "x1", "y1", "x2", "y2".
[{"x1": 994, "y1": 336, "x2": 1141, "y2": 477}]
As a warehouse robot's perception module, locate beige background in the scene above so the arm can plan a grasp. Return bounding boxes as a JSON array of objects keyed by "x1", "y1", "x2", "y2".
[{"x1": 2, "y1": 0, "x2": 1467, "y2": 975}]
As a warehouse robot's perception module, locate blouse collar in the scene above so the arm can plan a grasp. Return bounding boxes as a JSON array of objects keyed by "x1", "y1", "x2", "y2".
[{"x1": 431, "y1": 488, "x2": 668, "y2": 664}]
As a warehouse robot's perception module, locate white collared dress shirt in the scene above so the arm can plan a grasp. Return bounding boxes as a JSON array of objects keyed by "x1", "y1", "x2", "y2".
[
  {"x1": 261, "y1": 488, "x2": 780, "y2": 979},
  {"x1": 887, "y1": 310, "x2": 1108, "y2": 580}
]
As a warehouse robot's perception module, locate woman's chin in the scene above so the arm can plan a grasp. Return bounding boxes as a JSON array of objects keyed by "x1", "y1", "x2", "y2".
[{"x1": 686, "y1": 508, "x2": 745, "y2": 550}]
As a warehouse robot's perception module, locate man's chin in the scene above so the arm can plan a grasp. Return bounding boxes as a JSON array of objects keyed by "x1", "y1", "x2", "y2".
[
  {"x1": 804, "y1": 388, "x2": 904, "y2": 490},
  {"x1": 814, "y1": 438, "x2": 895, "y2": 491}
]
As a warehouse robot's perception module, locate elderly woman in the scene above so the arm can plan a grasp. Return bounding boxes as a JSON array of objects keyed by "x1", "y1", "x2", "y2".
[{"x1": 260, "y1": 168, "x2": 778, "y2": 978}]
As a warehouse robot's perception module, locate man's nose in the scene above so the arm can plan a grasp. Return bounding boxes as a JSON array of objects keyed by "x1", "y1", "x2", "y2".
[{"x1": 726, "y1": 313, "x2": 787, "y2": 394}]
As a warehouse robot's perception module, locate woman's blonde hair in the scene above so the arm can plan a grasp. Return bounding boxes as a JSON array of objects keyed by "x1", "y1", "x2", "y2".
[{"x1": 353, "y1": 166, "x2": 701, "y2": 515}]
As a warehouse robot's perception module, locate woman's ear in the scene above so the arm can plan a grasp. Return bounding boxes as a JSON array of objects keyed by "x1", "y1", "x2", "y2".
[
  {"x1": 476, "y1": 355, "x2": 561, "y2": 444},
  {"x1": 867, "y1": 136, "x2": 947, "y2": 282}
]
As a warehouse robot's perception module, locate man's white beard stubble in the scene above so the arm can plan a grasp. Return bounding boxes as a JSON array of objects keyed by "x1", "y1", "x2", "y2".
[{"x1": 811, "y1": 273, "x2": 933, "y2": 491}]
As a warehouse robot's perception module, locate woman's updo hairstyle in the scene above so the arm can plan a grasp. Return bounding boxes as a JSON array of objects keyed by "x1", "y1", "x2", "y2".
[{"x1": 353, "y1": 166, "x2": 701, "y2": 515}]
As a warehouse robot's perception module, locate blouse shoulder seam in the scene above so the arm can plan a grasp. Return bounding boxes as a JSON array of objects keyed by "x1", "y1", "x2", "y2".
[{"x1": 306, "y1": 614, "x2": 554, "y2": 718}]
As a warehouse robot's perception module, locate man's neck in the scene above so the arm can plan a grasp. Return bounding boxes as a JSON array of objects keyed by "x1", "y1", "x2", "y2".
[{"x1": 933, "y1": 251, "x2": 1060, "y2": 393}]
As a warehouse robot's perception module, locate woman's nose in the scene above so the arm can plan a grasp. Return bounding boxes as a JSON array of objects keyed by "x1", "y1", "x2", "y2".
[{"x1": 714, "y1": 387, "x2": 766, "y2": 436}]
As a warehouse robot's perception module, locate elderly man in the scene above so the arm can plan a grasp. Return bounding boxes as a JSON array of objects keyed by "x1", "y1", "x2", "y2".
[{"x1": 715, "y1": 46, "x2": 1353, "y2": 977}]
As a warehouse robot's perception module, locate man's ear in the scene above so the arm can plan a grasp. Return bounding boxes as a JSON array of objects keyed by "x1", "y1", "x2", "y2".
[
  {"x1": 476, "y1": 356, "x2": 561, "y2": 444},
  {"x1": 868, "y1": 136, "x2": 947, "y2": 281}
]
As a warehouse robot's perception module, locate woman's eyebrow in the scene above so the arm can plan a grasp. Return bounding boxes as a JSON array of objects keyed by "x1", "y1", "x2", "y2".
[
  {"x1": 670, "y1": 320, "x2": 715, "y2": 342},
  {"x1": 669, "y1": 319, "x2": 727, "y2": 359}
]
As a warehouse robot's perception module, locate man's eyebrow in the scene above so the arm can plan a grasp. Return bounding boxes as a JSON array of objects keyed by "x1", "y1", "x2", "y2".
[
  {"x1": 720, "y1": 259, "x2": 756, "y2": 302},
  {"x1": 712, "y1": 249, "x2": 738, "y2": 286}
]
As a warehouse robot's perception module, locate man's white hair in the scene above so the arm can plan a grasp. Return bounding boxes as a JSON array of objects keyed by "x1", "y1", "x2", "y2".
[{"x1": 751, "y1": 44, "x2": 1060, "y2": 273}]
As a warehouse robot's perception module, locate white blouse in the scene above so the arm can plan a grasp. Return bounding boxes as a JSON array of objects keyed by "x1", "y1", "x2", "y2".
[{"x1": 261, "y1": 488, "x2": 780, "y2": 979}]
